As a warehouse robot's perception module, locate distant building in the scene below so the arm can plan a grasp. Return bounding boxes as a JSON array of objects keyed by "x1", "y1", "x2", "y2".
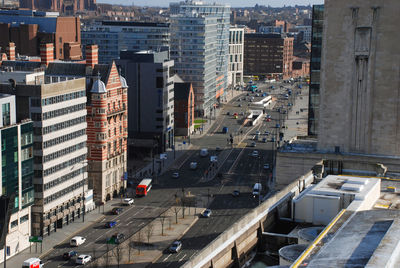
[
  {"x1": 81, "y1": 21, "x2": 170, "y2": 64},
  {"x1": 116, "y1": 50, "x2": 174, "y2": 155},
  {"x1": 308, "y1": 5, "x2": 324, "y2": 136},
  {"x1": 0, "y1": 9, "x2": 81, "y2": 60},
  {"x1": 19, "y1": 0, "x2": 96, "y2": 14},
  {"x1": 295, "y1": 25, "x2": 312, "y2": 43},
  {"x1": 0, "y1": 94, "x2": 33, "y2": 262},
  {"x1": 291, "y1": 57, "x2": 310, "y2": 78},
  {"x1": 244, "y1": 33, "x2": 293, "y2": 79},
  {"x1": 174, "y1": 82, "x2": 194, "y2": 136},
  {"x1": 170, "y1": 0, "x2": 230, "y2": 116},
  {"x1": 228, "y1": 25, "x2": 244, "y2": 87},
  {"x1": 259, "y1": 25, "x2": 283, "y2": 34}
]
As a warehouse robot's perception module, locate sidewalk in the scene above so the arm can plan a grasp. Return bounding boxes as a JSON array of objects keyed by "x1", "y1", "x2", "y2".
[{"x1": 6, "y1": 198, "x2": 122, "y2": 267}]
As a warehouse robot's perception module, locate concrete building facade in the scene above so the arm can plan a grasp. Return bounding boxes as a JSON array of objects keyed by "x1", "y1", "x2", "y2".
[
  {"x1": 117, "y1": 50, "x2": 174, "y2": 154},
  {"x1": 19, "y1": 0, "x2": 96, "y2": 14},
  {"x1": 0, "y1": 94, "x2": 34, "y2": 262},
  {"x1": 244, "y1": 33, "x2": 294, "y2": 79},
  {"x1": 0, "y1": 10, "x2": 81, "y2": 60},
  {"x1": 228, "y1": 25, "x2": 244, "y2": 88},
  {"x1": 170, "y1": 0, "x2": 230, "y2": 116},
  {"x1": 81, "y1": 21, "x2": 170, "y2": 64},
  {"x1": 317, "y1": 0, "x2": 400, "y2": 156},
  {"x1": 0, "y1": 76, "x2": 88, "y2": 237}
]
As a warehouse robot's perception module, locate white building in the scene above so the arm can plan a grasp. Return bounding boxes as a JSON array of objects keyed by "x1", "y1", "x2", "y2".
[
  {"x1": 228, "y1": 25, "x2": 244, "y2": 88},
  {"x1": 0, "y1": 75, "x2": 88, "y2": 237}
]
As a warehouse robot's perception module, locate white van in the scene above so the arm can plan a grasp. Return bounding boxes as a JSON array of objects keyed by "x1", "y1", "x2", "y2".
[
  {"x1": 22, "y1": 258, "x2": 44, "y2": 268},
  {"x1": 190, "y1": 162, "x2": 197, "y2": 170},
  {"x1": 70, "y1": 236, "x2": 86, "y2": 247},
  {"x1": 253, "y1": 183, "x2": 262, "y2": 196},
  {"x1": 200, "y1": 148, "x2": 208, "y2": 157}
]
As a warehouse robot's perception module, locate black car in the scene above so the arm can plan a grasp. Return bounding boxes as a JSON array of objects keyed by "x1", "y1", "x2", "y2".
[
  {"x1": 111, "y1": 207, "x2": 123, "y2": 215},
  {"x1": 63, "y1": 250, "x2": 78, "y2": 260},
  {"x1": 108, "y1": 233, "x2": 126, "y2": 244}
]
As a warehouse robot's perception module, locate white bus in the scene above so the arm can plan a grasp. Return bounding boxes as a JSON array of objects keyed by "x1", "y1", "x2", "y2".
[{"x1": 136, "y1": 178, "x2": 152, "y2": 196}]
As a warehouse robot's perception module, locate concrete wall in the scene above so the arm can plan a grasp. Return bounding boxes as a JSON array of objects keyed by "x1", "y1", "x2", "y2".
[
  {"x1": 182, "y1": 170, "x2": 314, "y2": 268},
  {"x1": 318, "y1": 0, "x2": 400, "y2": 156}
]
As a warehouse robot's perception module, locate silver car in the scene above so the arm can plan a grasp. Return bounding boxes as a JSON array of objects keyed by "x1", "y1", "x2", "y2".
[{"x1": 169, "y1": 241, "x2": 182, "y2": 253}]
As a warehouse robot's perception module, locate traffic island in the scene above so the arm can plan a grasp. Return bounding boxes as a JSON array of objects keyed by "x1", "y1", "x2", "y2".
[{"x1": 89, "y1": 206, "x2": 200, "y2": 267}]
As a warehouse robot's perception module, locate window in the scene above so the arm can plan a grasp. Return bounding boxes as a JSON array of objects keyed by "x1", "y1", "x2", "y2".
[
  {"x1": 20, "y1": 214, "x2": 29, "y2": 224},
  {"x1": 10, "y1": 219, "x2": 18, "y2": 229},
  {"x1": 21, "y1": 147, "x2": 33, "y2": 161},
  {"x1": 2, "y1": 103, "x2": 10, "y2": 126}
]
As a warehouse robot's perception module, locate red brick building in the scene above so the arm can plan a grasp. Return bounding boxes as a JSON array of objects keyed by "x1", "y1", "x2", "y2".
[
  {"x1": 292, "y1": 57, "x2": 310, "y2": 78},
  {"x1": 19, "y1": 0, "x2": 96, "y2": 13},
  {"x1": 45, "y1": 44, "x2": 128, "y2": 203},
  {"x1": 174, "y1": 82, "x2": 195, "y2": 136},
  {"x1": 0, "y1": 10, "x2": 81, "y2": 60},
  {"x1": 244, "y1": 33, "x2": 294, "y2": 79}
]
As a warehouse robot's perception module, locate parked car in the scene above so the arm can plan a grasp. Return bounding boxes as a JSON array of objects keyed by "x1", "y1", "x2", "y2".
[
  {"x1": 76, "y1": 254, "x2": 92, "y2": 265},
  {"x1": 104, "y1": 221, "x2": 117, "y2": 228},
  {"x1": 63, "y1": 251, "x2": 78, "y2": 260},
  {"x1": 111, "y1": 207, "x2": 123, "y2": 215},
  {"x1": 216, "y1": 146, "x2": 222, "y2": 152},
  {"x1": 232, "y1": 190, "x2": 240, "y2": 197},
  {"x1": 172, "y1": 172, "x2": 180, "y2": 178},
  {"x1": 190, "y1": 162, "x2": 197, "y2": 170},
  {"x1": 169, "y1": 241, "x2": 182, "y2": 253},
  {"x1": 263, "y1": 164, "x2": 270, "y2": 170},
  {"x1": 210, "y1": 155, "x2": 218, "y2": 162},
  {"x1": 70, "y1": 236, "x2": 86, "y2": 247},
  {"x1": 264, "y1": 131, "x2": 270, "y2": 136},
  {"x1": 122, "y1": 198, "x2": 134, "y2": 205},
  {"x1": 250, "y1": 142, "x2": 256, "y2": 147},
  {"x1": 255, "y1": 130, "x2": 261, "y2": 135}
]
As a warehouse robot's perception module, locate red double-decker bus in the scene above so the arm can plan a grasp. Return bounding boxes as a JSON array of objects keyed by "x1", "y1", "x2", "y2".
[{"x1": 136, "y1": 178, "x2": 152, "y2": 196}]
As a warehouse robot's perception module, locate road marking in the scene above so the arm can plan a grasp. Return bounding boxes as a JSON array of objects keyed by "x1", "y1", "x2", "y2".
[
  {"x1": 127, "y1": 220, "x2": 133, "y2": 226},
  {"x1": 179, "y1": 254, "x2": 187, "y2": 262},
  {"x1": 163, "y1": 254, "x2": 172, "y2": 261}
]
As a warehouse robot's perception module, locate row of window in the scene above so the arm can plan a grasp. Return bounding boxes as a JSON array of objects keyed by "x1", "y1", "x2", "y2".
[
  {"x1": 43, "y1": 180, "x2": 84, "y2": 205},
  {"x1": 31, "y1": 103, "x2": 86, "y2": 121},
  {"x1": 36, "y1": 116, "x2": 86, "y2": 135},
  {"x1": 10, "y1": 213, "x2": 29, "y2": 229},
  {"x1": 43, "y1": 167, "x2": 84, "y2": 191},
  {"x1": 43, "y1": 154, "x2": 86, "y2": 177},
  {"x1": 43, "y1": 129, "x2": 86, "y2": 149},
  {"x1": 39, "y1": 142, "x2": 86, "y2": 164},
  {"x1": 21, "y1": 133, "x2": 33, "y2": 147},
  {"x1": 30, "y1": 91, "x2": 86, "y2": 107}
]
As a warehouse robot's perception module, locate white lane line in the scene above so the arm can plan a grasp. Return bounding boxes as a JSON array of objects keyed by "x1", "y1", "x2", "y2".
[
  {"x1": 163, "y1": 254, "x2": 172, "y2": 262},
  {"x1": 179, "y1": 254, "x2": 187, "y2": 262},
  {"x1": 126, "y1": 220, "x2": 133, "y2": 226},
  {"x1": 84, "y1": 241, "x2": 93, "y2": 248}
]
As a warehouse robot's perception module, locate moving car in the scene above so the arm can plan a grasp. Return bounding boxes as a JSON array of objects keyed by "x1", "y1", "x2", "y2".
[
  {"x1": 70, "y1": 236, "x2": 86, "y2": 247},
  {"x1": 107, "y1": 233, "x2": 126, "y2": 244},
  {"x1": 200, "y1": 148, "x2": 209, "y2": 157},
  {"x1": 263, "y1": 164, "x2": 270, "y2": 170},
  {"x1": 169, "y1": 241, "x2": 182, "y2": 253},
  {"x1": 202, "y1": 209, "x2": 212, "y2": 218},
  {"x1": 111, "y1": 207, "x2": 123, "y2": 215},
  {"x1": 172, "y1": 172, "x2": 180, "y2": 179},
  {"x1": 76, "y1": 255, "x2": 92, "y2": 265},
  {"x1": 250, "y1": 142, "x2": 256, "y2": 147},
  {"x1": 232, "y1": 190, "x2": 240, "y2": 197},
  {"x1": 251, "y1": 150, "x2": 259, "y2": 157},
  {"x1": 63, "y1": 250, "x2": 78, "y2": 260},
  {"x1": 210, "y1": 155, "x2": 218, "y2": 162},
  {"x1": 190, "y1": 162, "x2": 197, "y2": 170},
  {"x1": 122, "y1": 198, "x2": 134, "y2": 205},
  {"x1": 104, "y1": 221, "x2": 117, "y2": 228},
  {"x1": 253, "y1": 183, "x2": 262, "y2": 196}
]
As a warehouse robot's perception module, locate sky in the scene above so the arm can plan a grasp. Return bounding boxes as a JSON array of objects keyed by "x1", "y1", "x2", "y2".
[{"x1": 96, "y1": 0, "x2": 324, "y2": 8}]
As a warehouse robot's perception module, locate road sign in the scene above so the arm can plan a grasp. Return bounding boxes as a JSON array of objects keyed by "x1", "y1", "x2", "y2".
[{"x1": 29, "y1": 236, "x2": 43, "y2": 243}]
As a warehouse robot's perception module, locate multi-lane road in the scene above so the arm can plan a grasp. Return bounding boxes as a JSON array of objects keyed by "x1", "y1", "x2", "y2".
[{"x1": 42, "y1": 80, "x2": 303, "y2": 267}]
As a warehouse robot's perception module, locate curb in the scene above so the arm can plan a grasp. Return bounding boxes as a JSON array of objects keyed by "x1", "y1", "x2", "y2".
[{"x1": 39, "y1": 214, "x2": 106, "y2": 259}]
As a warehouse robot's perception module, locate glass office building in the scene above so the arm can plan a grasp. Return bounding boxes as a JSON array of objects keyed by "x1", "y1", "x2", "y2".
[
  {"x1": 170, "y1": 1, "x2": 230, "y2": 116},
  {"x1": 308, "y1": 5, "x2": 324, "y2": 136}
]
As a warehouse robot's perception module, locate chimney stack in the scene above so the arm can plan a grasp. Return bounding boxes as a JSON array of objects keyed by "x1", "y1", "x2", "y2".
[
  {"x1": 86, "y1": 44, "x2": 98, "y2": 69},
  {"x1": 40, "y1": 43, "x2": 54, "y2": 66},
  {"x1": 6, "y1": 42, "x2": 15, "y2": 61}
]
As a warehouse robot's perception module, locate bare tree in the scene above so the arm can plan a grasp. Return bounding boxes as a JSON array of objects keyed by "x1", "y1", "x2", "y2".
[
  {"x1": 103, "y1": 243, "x2": 110, "y2": 268},
  {"x1": 91, "y1": 246, "x2": 98, "y2": 268},
  {"x1": 127, "y1": 235, "x2": 135, "y2": 263},
  {"x1": 135, "y1": 230, "x2": 143, "y2": 255},
  {"x1": 145, "y1": 222, "x2": 154, "y2": 246},
  {"x1": 172, "y1": 206, "x2": 181, "y2": 224},
  {"x1": 182, "y1": 199, "x2": 186, "y2": 219},
  {"x1": 159, "y1": 212, "x2": 167, "y2": 236},
  {"x1": 113, "y1": 242, "x2": 124, "y2": 268}
]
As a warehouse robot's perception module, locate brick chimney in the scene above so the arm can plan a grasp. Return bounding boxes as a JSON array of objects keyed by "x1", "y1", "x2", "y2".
[
  {"x1": 40, "y1": 43, "x2": 54, "y2": 66},
  {"x1": 85, "y1": 44, "x2": 98, "y2": 69},
  {"x1": 6, "y1": 42, "x2": 15, "y2": 61}
]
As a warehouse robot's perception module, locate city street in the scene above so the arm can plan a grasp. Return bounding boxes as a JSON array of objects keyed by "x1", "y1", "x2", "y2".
[{"x1": 39, "y1": 80, "x2": 306, "y2": 267}]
